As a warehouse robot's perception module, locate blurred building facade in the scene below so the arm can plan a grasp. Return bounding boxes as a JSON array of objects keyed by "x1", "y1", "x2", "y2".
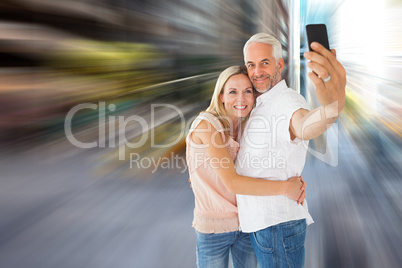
[{"x1": 0, "y1": 0, "x2": 293, "y2": 143}]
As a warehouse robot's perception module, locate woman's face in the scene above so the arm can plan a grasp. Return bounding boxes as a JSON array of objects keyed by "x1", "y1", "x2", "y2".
[{"x1": 220, "y1": 74, "x2": 254, "y2": 121}]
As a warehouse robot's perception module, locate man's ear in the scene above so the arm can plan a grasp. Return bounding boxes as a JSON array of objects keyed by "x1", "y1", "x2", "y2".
[{"x1": 278, "y1": 58, "x2": 285, "y2": 74}]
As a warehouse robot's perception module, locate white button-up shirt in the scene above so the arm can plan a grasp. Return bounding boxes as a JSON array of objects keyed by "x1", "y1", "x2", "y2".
[{"x1": 236, "y1": 80, "x2": 314, "y2": 232}]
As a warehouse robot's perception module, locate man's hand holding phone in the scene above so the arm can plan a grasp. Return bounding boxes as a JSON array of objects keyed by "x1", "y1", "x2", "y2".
[{"x1": 304, "y1": 24, "x2": 346, "y2": 115}]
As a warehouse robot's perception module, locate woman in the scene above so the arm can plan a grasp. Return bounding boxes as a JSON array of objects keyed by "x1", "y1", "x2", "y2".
[{"x1": 186, "y1": 65, "x2": 306, "y2": 268}]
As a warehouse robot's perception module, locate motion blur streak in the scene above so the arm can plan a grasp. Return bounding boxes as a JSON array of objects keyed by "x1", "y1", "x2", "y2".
[
  {"x1": 300, "y1": 1, "x2": 402, "y2": 267},
  {"x1": 0, "y1": 0, "x2": 401, "y2": 267}
]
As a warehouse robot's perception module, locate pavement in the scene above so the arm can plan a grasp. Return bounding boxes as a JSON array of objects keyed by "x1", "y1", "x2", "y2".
[{"x1": 0, "y1": 124, "x2": 401, "y2": 268}]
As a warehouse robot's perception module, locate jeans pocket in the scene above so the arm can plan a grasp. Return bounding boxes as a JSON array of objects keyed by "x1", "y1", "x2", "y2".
[
  {"x1": 283, "y1": 226, "x2": 306, "y2": 267},
  {"x1": 283, "y1": 224, "x2": 306, "y2": 253},
  {"x1": 252, "y1": 230, "x2": 274, "y2": 254}
]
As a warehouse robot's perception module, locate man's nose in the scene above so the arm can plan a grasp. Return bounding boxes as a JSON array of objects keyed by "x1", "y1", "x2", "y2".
[{"x1": 254, "y1": 65, "x2": 263, "y2": 77}]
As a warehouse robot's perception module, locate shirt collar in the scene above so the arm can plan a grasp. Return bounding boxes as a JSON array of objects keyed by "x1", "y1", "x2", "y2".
[{"x1": 255, "y1": 79, "x2": 287, "y2": 107}]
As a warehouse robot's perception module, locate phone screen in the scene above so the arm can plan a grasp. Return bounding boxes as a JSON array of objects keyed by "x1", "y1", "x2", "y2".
[{"x1": 306, "y1": 24, "x2": 330, "y2": 51}]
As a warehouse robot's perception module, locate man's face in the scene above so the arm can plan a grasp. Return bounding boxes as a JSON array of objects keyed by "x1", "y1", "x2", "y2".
[{"x1": 244, "y1": 42, "x2": 284, "y2": 93}]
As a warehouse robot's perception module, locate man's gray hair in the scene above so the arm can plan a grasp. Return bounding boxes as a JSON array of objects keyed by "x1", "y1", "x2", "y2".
[{"x1": 243, "y1": 33, "x2": 283, "y2": 62}]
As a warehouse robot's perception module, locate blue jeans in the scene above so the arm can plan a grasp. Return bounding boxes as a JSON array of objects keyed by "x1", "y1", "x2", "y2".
[
  {"x1": 249, "y1": 219, "x2": 307, "y2": 268},
  {"x1": 196, "y1": 230, "x2": 257, "y2": 268}
]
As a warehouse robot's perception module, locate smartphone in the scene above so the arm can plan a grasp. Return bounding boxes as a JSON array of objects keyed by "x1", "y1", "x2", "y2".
[{"x1": 306, "y1": 24, "x2": 330, "y2": 51}]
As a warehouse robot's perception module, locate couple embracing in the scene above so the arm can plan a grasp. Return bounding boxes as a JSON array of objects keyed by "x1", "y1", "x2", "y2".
[{"x1": 186, "y1": 33, "x2": 346, "y2": 268}]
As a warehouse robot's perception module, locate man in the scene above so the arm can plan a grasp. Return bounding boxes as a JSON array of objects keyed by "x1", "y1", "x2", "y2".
[{"x1": 236, "y1": 33, "x2": 346, "y2": 267}]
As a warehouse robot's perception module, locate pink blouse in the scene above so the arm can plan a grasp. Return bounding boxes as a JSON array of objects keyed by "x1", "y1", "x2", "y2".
[{"x1": 186, "y1": 112, "x2": 240, "y2": 233}]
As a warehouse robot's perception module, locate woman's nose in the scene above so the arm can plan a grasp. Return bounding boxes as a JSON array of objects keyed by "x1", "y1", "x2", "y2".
[{"x1": 238, "y1": 92, "x2": 245, "y2": 101}]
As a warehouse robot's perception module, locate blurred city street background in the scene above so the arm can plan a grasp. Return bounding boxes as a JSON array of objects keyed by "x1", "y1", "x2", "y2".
[{"x1": 0, "y1": 0, "x2": 401, "y2": 267}]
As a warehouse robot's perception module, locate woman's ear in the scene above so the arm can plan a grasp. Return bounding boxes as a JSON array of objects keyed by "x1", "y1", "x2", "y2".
[{"x1": 219, "y1": 93, "x2": 224, "y2": 103}]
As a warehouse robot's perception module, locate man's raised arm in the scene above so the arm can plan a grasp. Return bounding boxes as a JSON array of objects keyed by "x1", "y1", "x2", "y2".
[{"x1": 290, "y1": 42, "x2": 346, "y2": 141}]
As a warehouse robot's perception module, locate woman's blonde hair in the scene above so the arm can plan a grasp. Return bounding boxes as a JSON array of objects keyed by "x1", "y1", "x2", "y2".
[{"x1": 205, "y1": 65, "x2": 254, "y2": 139}]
